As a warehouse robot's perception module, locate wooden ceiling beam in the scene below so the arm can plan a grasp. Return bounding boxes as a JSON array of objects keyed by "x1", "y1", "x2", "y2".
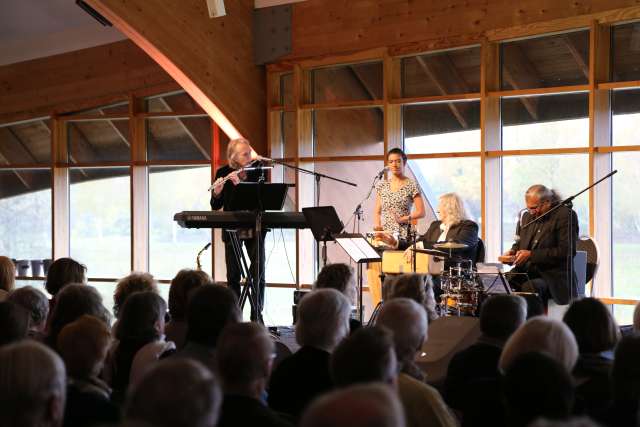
[
  {"x1": 415, "y1": 56, "x2": 469, "y2": 129},
  {"x1": 501, "y1": 44, "x2": 541, "y2": 120},
  {"x1": 562, "y1": 34, "x2": 590, "y2": 79},
  {"x1": 159, "y1": 97, "x2": 211, "y2": 160},
  {"x1": 97, "y1": 109, "x2": 131, "y2": 148}
]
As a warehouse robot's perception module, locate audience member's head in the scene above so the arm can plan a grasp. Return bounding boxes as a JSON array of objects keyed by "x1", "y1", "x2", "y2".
[
  {"x1": 57, "y1": 315, "x2": 111, "y2": 380},
  {"x1": 0, "y1": 341, "x2": 66, "y2": 427},
  {"x1": 296, "y1": 288, "x2": 351, "y2": 352},
  {"x1": 0, "y1": 301, "x2": 30, "y2": 346},
  {"x1": 499, "y1": 317, "x2": 578, "y2": 373},
  {"x1": 300, "y1": 382, "x2": 406, "y2": 427},
  {"x1": 479, "y1": 295, "x2": 527, "y2": 342},
  {"x1": 0, "y1": 256, "x2": 15, "y2": 293},
  {"x1": 216, "y1": 322, "x2": 274, "y2": 395},
  {"x1": 125, "y1": 358, "x2": 221, "y2": 427},
  {"x1": 611, "y1": 334, "x2": 640, "y2": 402},
  {"x1": 186, "y1": 284, "x2": 240, "y2": 347},
  {"x1": 116, "y1": 291, "x2": 166, "y2": 342},
  {"x1": 113, "y1": 272, "x2": 158, "y2": 319},
  {"x1": 331, "y1": 326, "x2": 397, "y2": 388},
  {"x1": 314, "y1": 263, "x2": 356, "y2": 302},
  {"x1": 375, "y1": 298, "x2": 426, "y2": 369},
  {"x1": 8, "y1": 286, "x2": 49, "y2": 334},
  {"x1": 46, "y1": 284, "x2": 110, "y2": 349},
  {"x1": 563, "y1": 297, "x2": 619, "y2": 354},
  {"x1": 633, "y1": 302, "x2": 640, "y2": 333},
  {"x1": 386, "y1": 274, "x2": 437, "y2": 321},
  {"x1": 504, "y1": 352, "x2": 574, "y2": 427},
  {"x1": 45, "y1": 257, "x2": 86, "y2": 297},
  {"x1": 529, "y1": 417, "x2": 603, "y2": 427},
  {"x1": 169, "y1": 269, "x2": 212, "y2": 322}
]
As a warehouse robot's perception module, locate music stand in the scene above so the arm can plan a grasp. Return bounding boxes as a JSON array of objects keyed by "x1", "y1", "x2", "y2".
[
  {"x1": 227, "y1": 182, "x2": 290, "y2": 323},
  {"x1": 334, "y1": 233, "x2": 381, "y2": 323},
  {"x1": 302, "y1": 206, "x2": 344, "y2": 267},
  {"x1": 476, "y1": 263, "x2": 512, "y2": 294}
]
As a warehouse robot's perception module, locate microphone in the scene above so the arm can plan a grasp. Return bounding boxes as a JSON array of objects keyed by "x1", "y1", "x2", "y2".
[
  {"x1": 376, "y1": 167, "x2": 389, "y2": 179},
  {"x1": 256, "y1": 155, "x2": 274, "y2": 163}
]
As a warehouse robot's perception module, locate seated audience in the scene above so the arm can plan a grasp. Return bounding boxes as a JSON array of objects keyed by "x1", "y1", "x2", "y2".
[
  {"x1": 0, "y1": 256, "x2": 15, "y2": 301},
  {"x1": 503, "y1": 352, "x2": 575, "y2": 427},
  {"x1": 174, "y1": 284, "x2": 240, "y2": 372},
  {"x1": 563, "y1": 297, "x2": 619, "y2": 416},
  {"x1": 330, "y1": 325, "x2": 397, "y2": 388},
  {"x1": 8, "y1": 285, "x2": 49, "y2": 339},
  {"x1": 594, "y1": 335, "x2": 640, "y2": 427},
  {"x1": 124, "y1": 358, "x2": 222, "y2": 427},
  {"x1": 376, "y1": 299, "x2": 457, "y2": 427},
  {"x1": 444, "y1": 295, "x2": 526, "y2": 425},
  {"x1": 45, "y1": 284, "x2": 111, "y2": 351},
  {"x1": 165, "y1": 269, "x2": 212, "y2": 349},
  {"x1": 268, "y1": 288, "x2": 351, "y2": 419},
  {"x1": 0, "y1": 341, "x2": 66, "y2": 427},
  {"x1": 45, "y1": 257, "x2": 87, "y2": 302},
  {"x1": 385, "y1": 274, "x2": 438, "y2": 321},
  {"x1": 216, "y1": 322, "x2": 293, "y2": 427},
  {"x1": 106, "y1": 291, "x2": 172, "y2": 404},
  {"x1": 57, "y1": 315, "x2": 119, "y2": 427},
  {"x1": 314, "y1": 263, "x2": 360, "y2": 332},
  {"x1": 499, "y1": 316, "x2": 578, "y2": 373},
  {"x1": 300, "y1": 383, "x2": 406, "y2": 427},
  {"x1": 113, "y1": 272, "x2": 158, "y2": 319},
  {"x1": 0, "y1": 301, "x2": 30, "y2": 347}
]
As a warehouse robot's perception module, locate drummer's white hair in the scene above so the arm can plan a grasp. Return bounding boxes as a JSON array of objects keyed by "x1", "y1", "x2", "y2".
[{"x1": 438, "y1": 192, "x2": 470, "y2": 226}]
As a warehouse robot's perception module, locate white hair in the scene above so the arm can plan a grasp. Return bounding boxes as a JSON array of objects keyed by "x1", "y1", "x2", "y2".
[
  {"x1": 226, "y1": 138, "x2": 251, "y2": 169},
  {"x1": 0, "y1": 341, "x2": 67, "y2": 427},
  {"x1": 498, "y1": 316, "x2": 578, "y2": 373},
  {"x1": 375, "y1": 298, "x2": 427, "y2": 367},
  {"x1": 296, "y1": 289, "x2": 352, "y2": 351},
  {"x1": 438, "y1": 192, "x2": 470, "y2": 226}
]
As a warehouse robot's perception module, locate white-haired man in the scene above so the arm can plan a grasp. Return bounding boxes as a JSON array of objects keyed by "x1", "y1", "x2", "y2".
[
  {"x1": 268, "y1": 288, "x2": 352, "y2": 419},
  {"x1": 376, "y1": 298, "x2": 457, "y2": 427}
]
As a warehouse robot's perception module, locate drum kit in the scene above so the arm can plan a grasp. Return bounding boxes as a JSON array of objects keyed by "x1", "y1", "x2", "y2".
[{"x1": 412, "y1": 241, "x2": 484, "y2": 317}]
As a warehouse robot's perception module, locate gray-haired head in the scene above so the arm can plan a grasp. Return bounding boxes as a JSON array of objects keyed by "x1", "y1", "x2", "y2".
[
  {"x1": 295, "y1": 288, "x2": 352, "y2": 352},
  {"x1": 525, "y1": 184, "x2": 561, "y2": 204},
  {"x1": 0, "y1": 340, "x2": 67, "y2": 427},
  {"x1": 300, "y1": 382, "x2": 406, "y2": 427},
  {"x1": 8, "y1": 286, "x2": 50, "y2": 332},
  {"x1": 375, "y1": 298, "x2": 427, "y2": 368},
  {"x1": 125, "y1": 358, "x2": 221, "y2": 427}
]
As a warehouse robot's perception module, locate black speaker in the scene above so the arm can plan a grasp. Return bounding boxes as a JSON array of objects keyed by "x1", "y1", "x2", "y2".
[{"x1": 415, "y1": 316, "x2": 481, "y2": 387}]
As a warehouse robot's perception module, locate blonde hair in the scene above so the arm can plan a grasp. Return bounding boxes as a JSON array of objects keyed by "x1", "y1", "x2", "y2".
[
  {"x1": 227, "y1": 138, "x2": 251, "y2": 169},
  {"x1": 498, "y1": 316, "x2": 578, "y2": 373},
  {"x1": 438, "y1": 192, "x2": 470, "y2": 226},
  {"x1": 0, "y1": 256, "x2": 15, "y2": 292}
]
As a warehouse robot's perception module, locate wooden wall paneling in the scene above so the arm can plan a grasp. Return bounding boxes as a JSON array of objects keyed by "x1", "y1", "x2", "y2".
[
  {"x1": 86, "y1": 0, "x2": 266, "y2": 152},
  {"x1": 289, "y1": 1, "x2": 640, "y2": 60},
  {"x1": 0, "y1": 40, "x2": 173, "y2": 125},
  {"x1": 52, "y1": 118, "x2": 69, "y2": 259}
]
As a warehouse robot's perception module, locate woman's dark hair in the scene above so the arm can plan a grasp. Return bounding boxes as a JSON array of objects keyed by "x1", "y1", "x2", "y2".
[
  {"x1": 45, "y1": 258, "x2": 87, "y2": 296},
  {"x1": 168, "y1": 269, "x2": 212, "y2": 321},
  {"x1": 612, "y1": 335, "x2": 640, "y2": 401},
  {"x1": 46, "y1": 284, "x2": 110, "y2": 349},
  {"x1": 115, "y1": 291, "x2": 167, "y2": 342},
  {"x1": 186, "y1": 285, "x2": 239, "y2": 347},
  {"x1": 113, "y1": 272, "x2": 158, "y2": 318},
  {"x1": 314, "y1": 263, "x2": 354, "y2": 295},
  {"x1": 563, "y1": 297, "x2": 619, "y2": 354},
  {"x1": 386, "y1": 148, "x2": 407, "y2": 164}
]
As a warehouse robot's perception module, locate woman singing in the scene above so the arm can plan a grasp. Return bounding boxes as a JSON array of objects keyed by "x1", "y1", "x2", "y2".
[
  {"x1": 373, "y1": 148, "x2": 426, "y2": 248},
  {"x1": 370, "y1": 148, "x2": 425, "y2": 307},
  {"x1": 210, "y1": 138, "x2": 266, "y2": 321}
]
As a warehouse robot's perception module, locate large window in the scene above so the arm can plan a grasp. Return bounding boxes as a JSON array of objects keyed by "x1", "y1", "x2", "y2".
[
  {"x1": 70, "y1": 167, "x2": 131, "y2": 278},
  {"x1": 149, "y1": 166, "x2": 212, "y2": 279}
]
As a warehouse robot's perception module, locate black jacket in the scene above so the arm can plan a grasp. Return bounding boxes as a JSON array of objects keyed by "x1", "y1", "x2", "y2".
[
  {"x1": 510, "y1": 204, "x2": 578, "y2": 304},
  {"x1": 210, "y1": 163, "x2": 266, "y2": 211},
  {"x1": 419, "y1": 220, "x2": 479, "y2": 264}
]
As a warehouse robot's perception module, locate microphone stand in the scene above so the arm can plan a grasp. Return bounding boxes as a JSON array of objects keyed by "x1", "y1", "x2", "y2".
[
  {"x1": 265, "y1": 158, "x2": 357, "y2": 273},
  {"x1": 520, "y1": 170, "x2": 617, "y2": 302}
]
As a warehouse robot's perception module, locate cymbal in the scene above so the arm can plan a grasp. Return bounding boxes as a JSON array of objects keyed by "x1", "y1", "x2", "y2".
[
  {"x1": 434, "y1": 241, "x2": 469, "y2": 249},
  {"x1": 410, "y1": 248, "x2": 449, "y2": 257}
]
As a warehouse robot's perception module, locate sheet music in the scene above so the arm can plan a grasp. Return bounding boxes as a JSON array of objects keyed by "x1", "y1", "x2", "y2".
[
  {"x1": 353, "y1": 238, "x2": 380, "y2": 260},
  {"x1": 335, "y1": 235, "x2": 381, "y2": 262},
  {"x1": 336, "y1": 238, "x2": 365, "y2": 262}
]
